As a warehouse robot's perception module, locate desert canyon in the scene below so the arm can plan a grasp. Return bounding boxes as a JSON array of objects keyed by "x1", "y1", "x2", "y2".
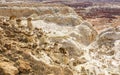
[{"x1": 0, "y1": 0, "x2": 120, "y2": 75}]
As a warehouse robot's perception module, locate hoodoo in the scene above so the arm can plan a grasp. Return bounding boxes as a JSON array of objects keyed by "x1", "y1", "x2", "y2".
[
  {"x1": 9, "y1": 15, "x2": 17, "y2": 27},
  {"x1": 16, "y1": 18, "x2": 22, "y2": 27},
  {"x1": 27, "y1": 17, "x2": 34, "y2": 31}
]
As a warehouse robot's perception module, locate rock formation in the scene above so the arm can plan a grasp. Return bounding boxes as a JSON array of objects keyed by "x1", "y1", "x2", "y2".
[
  {"x1": 16, "y1": 18, "x2": 22, "y2": 26},
  {"x1": 0, "y1": 4, "x2": 82, "y2": 26},
  {"x1": 0, "y1": 16, "x2": 76, "y2": 75},
  {"x1": 27, "y1": 17, "x2": 34, "y2": 31}
]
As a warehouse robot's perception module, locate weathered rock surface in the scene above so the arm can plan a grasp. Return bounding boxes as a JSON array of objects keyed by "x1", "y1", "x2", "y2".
[
  {"x1": 0, "y1": 16, "x2": 76, "y2": 75},
  {"x1": 0, "y1": 62, "x2": 19, "y2": 75},
  {"x1": 96, "y1": 27, "x2": 120, "y2": 48},
  {"x1": 84, "y1": 27, "x2": 120, "y2": 75},
  {"x1": 17, "y1": 59, "x2": 32, "y2": 74}
]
